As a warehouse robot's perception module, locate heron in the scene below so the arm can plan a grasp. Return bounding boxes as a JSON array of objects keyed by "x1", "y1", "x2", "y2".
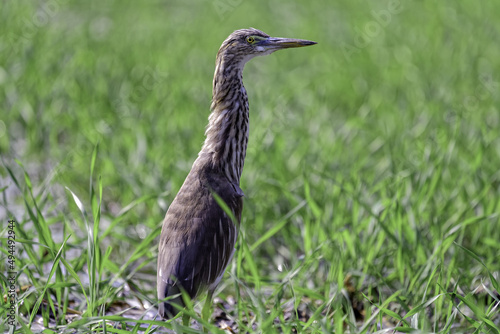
[{"x1": 157, "y1": 28, "x2": 316, "y2": 323}]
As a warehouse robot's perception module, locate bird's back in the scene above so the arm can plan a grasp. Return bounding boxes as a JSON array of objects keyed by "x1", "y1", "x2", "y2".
[{"x1": 157, "y1": 155, "x2": 243, "y2": 318}]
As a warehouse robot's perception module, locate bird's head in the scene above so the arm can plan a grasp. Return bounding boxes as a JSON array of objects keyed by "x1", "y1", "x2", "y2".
[{"x1": 216, "y1": 28, "x2": 317, "y2": 69}]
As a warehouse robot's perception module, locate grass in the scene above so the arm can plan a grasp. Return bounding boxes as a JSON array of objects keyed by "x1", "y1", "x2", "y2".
[{"x1": 1, "y1": 0, "x2": 499, "y2": 332}]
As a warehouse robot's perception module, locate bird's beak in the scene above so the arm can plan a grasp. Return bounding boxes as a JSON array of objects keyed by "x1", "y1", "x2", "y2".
[{"x1": 259, "y1": 37, "x2": 317, "y2": 50}]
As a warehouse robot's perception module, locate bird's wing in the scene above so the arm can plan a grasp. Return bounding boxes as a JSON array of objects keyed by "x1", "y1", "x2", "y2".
[
  {"x1": 158, "y1": 199, "x2": 240, "y2": 293},
  {"x1": 157, "y1": 170, "x2": 242, "y2": 317}
]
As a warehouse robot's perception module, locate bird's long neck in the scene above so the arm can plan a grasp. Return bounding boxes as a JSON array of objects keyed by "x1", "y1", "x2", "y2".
[{"x1": 200, "y1": 52, "x2": 249, "y2": 185}]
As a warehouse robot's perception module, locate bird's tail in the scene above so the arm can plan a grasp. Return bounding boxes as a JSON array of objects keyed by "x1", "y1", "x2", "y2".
[{"x1": 158, "y1": 284, "x2": 184, "y2": 319}]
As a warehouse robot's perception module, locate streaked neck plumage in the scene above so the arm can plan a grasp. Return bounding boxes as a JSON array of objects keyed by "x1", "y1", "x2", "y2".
[{"x1": 200, "y1": 50, "x2": 250, "y2": 185}]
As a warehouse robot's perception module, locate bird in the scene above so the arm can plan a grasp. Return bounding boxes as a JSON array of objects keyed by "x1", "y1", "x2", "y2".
[{"x1": 157, "y1": 28, "x2": 316, "y2": 322}]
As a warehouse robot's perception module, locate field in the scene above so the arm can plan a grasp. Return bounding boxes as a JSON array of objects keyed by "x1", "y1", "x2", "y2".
[{"x1": 1, "y1": 0, "x2": 499, "y2": 333}]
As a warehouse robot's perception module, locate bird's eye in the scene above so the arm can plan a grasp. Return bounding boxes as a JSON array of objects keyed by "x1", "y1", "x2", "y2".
[{"x1": 246, "y1": 36, "x2": 255, "y2": 44}]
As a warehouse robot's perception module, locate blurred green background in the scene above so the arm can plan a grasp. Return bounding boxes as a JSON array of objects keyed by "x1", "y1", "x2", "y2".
[{"x1": 1, "y1": 0, "x2": 499, "y2": 332}]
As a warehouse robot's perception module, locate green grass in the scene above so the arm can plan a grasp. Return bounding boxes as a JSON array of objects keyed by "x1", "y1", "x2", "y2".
[{"x1": 1, "y1": 0, "x2": 499, "y2": 332}]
